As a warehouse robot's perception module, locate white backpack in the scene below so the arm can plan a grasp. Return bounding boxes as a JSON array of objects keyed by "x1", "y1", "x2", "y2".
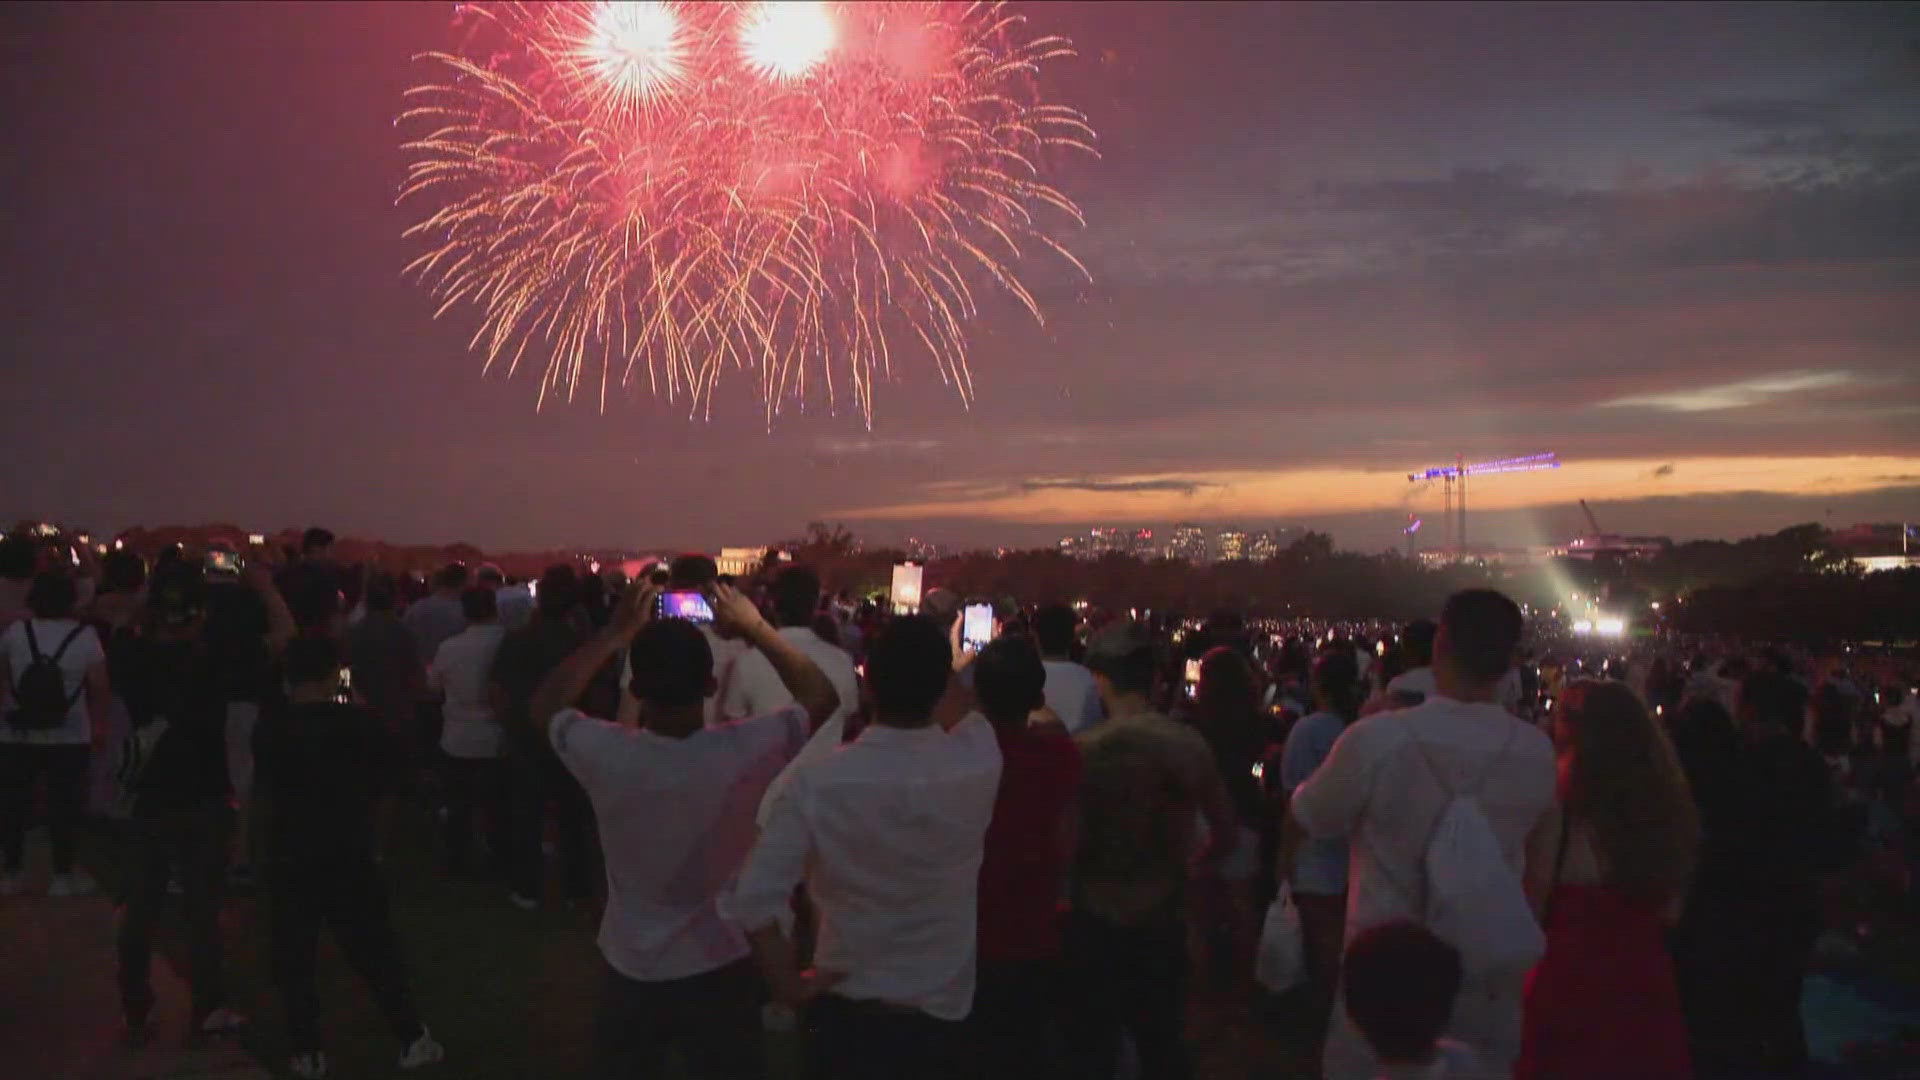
[{"x1": 1406, "y1": 728, "x2": 1545, "y2": 979}]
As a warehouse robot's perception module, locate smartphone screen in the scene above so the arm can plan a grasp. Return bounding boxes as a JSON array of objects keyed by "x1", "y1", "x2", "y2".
[
  {"x1": 205, "y1": 550, "x2": 242, "y2": 575},
  {"x1": 1184, "y1": 658, "x2": 1202, "y2": 684},
  {"x1": 335, "y1": 666, "x2": 354, "y2": 704},
  {"x1": 961, "y1": 603, "x2": 994, "y2": 652},
  {"x1": 658, "y1": 590, "x2": 715, "y2": 624}
]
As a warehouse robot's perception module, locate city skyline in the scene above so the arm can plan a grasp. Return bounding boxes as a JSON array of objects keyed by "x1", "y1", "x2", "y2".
[{"x1": 2, "y1": 3, "x2": 1916, "y2": 551}]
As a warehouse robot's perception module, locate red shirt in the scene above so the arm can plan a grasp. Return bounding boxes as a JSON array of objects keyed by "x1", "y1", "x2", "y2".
[{"x1": 977, "y1": 722, "x2": 1082, "y2": 964}]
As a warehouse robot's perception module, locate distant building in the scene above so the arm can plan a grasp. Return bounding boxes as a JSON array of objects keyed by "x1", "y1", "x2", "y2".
[
  {"x1": 904, "y1": 537, "x2": 946, "y2": 562},
  {"x1": 716, "y1": 547, "x2": 763, "y2": 577},
  {"x1": 1058, "y1": 526, "x2": 1157, "y2": 560},
  {"x1": 1167, "y1": 523, "x2": 1209, "y2": 563},
  {"x1": 1213, "y1": 529, "x2": 1250, "y2": 562},
  {"x1": 1248, "y1": 528, "x2": 1287, "y2": 561}
]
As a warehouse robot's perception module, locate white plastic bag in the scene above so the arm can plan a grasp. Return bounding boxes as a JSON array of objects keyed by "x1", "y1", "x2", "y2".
[{"x1": 1255, "y1": 881, "x2": 1307, "y2": 993}]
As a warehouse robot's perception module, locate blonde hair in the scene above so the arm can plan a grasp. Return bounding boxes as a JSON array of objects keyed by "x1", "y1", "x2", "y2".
[{"x1": 1558, "y1": 680, "x2": 1700, "y2": 902}]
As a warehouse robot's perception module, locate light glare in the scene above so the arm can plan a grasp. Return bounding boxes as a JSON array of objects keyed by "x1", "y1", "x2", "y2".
[
  {"x1": 740, "y1": 1, "x2": 838, "y2": 80},
  {"x1": 581, "y1": 0, "x2": 686, "y2": 106}
]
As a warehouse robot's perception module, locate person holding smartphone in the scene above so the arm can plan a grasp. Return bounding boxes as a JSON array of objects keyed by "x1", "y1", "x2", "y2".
[{"x1": 527, "y1": 581, "x2": 839, "y2": 1079}]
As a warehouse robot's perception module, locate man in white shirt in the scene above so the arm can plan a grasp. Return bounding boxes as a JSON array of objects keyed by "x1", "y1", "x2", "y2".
[
  {"x1": 477, "y1": 564, "x2": 534, "y2": 631},
  {"x1": 528, "y1": 581, "x2": 839, "y2": 1080},
  {"x1": 1035, "y1": 604, "x2": 1103, "y2": 733},
  {"x1": 1293, "y1": 589, "x2": 1556, "y2": 1080},
  {"x1": 729, "y1": 615, "x2": 1002, "y2": 1080},
  {"x1": 616, "y1": 555, "x2": 744, "y2": 730},
  {"x1": 0, "y1": 570, "x2": 111, "y2": 896},
  {"x1": 428, "y1": 586, "x2": 508, "y2": 878},
  {"x1": 721, "y1": 565, "x2": 860, "y2": 822}
]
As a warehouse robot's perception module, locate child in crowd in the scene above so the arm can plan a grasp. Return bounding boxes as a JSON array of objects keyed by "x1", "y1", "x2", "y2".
[{"x1": 1344, "y1": 921, "x2": 1489, "y2": 1079}]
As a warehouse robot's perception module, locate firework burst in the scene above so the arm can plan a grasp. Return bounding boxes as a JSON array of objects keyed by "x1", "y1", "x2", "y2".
[{"x1": 397, "y1": 0, "x2": 1095, "y2": 424}]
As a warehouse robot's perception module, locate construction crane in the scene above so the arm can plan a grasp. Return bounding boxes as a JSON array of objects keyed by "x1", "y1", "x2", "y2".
[
  {"x1": 1407, "y1": 452, "x2": 1561, "y2": 556},
  {"x1": 1579, "y1": 499, "x2": 1604, "y2": 539}
]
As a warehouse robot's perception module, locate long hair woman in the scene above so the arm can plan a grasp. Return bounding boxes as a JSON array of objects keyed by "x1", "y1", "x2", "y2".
[
  {"x1": 1517, "y1": 680, "x2": 1699, "y2": 1080},
  {"x1": 1187, "y1": 646, "x2": 1269, "y2": 989}
]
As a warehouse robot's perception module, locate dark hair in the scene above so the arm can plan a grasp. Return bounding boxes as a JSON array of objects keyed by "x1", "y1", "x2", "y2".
[
  {"x1": 1085, "y1": 622, "x2": 1157, "y2": 697},
  {"x1": 364, "y1": 572, "x2": 399, "y2": 613},
  {"x1": 1313, "y1": 649, "x2": 1363, "y2": 724},
  {"x1": 476, "y1": 563, "x2": 506, "y2": 588},
  {"x1": 1812, "y1": 682, "x2": 1854, "y2": 755},
  {"x1": 810, "y1": 612, "x2": 842, "y2": 647},
  {"x1": 1034, "y1": 604, "x2": 1078, "y2": 656},
  {"x1": 147, "y1": 562, "x2": 209, "y2": 628},
  {"x1": 866, "y1": 616, "x2": 952, "y2": 725},
  {"x1": 1402, "y1": 619, "x2": 1438, "y2": 667},
  {"x1": 627, "y1": 619, "x2": 713, "y2": 709},
  {"x1": 1739, "y1": 669, "x2": 1805, "y2": 731},
  {"x1": 1344, "y1": 920, "x2": 1462, "y2": 1063},
  {"x1": 669, "y1": 554, "x2": 719, "y2": 589},
  {"x1": 772, "y1": 565, "x2": 822, "y2": 628},
  {"x1": 1439, "y1": 589, "x2": 1522, "y2": 685},
  {"x1": 0, "y1": 534, "x2": 36, "y2": 580},
  {"x1": 284, "y1": 634, "x2": 343, "y2": 685},
  {"x1": 1196, "y1": 646, "x2": 1259, "y2": 721},
  {"x1": 100, "y1": 550, "x2": 147, "y2": 595},
  {"x1": 302, "y1": 527, "x2": 335, "y2": 554},
  {"x1": 460, "y1": 585, "x2": 498, "y2": 623},
  {"x1": 435, "y1": 563, "x2": 470, "y2": 592},
  {"x1": 537, "y1": 565, "x2": 580, "y2": 619},
  {"x1": 26, "y1": 570, "x2": 79, "y2": 620},
  {"x1": 975, "y1": 636, "x2": 1046, "y2": 725}
]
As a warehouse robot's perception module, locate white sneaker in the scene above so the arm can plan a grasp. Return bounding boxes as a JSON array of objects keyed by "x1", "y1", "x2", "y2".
[
  {"x1": 48, "y1": 872, "x2": 97, "y2": 898},
  {"x1": 0, "y1": 872, "x2": 23, "y2": 897},
  {"x1": 198, "y1": 1007, "x2": 248, "y2": 1036},
  {"x1": 508, "y1": 892, "x2": 539, "y2": 911},
  {"x1": 398, "y1": 1028, "x2": 445, "y2": 1070},
  {"x1": 289, "y1": 1051, "x2": 329, "y2": 1079}
]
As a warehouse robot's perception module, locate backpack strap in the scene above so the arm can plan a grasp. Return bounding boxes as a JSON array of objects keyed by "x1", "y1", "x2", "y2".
[
  {"x1": 47, "y1": 623, "x2": 87, "y2": 665},
  {"x1": 23, "y1": 619, "x2": 42, "y2": 663}
]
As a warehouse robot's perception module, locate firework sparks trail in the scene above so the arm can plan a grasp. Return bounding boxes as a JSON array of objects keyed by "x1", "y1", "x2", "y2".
[{"x1": 397, "y1": 0, "x2": 1096, "y2": 425}]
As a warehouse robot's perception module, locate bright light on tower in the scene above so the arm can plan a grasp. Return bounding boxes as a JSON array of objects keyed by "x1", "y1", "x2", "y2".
[
  {"x1": 580, "y1": 0, "x2": 686, "y2": 106},
  {"x1": 739, "y1": 1, "x2": 838, "y2": 80}
]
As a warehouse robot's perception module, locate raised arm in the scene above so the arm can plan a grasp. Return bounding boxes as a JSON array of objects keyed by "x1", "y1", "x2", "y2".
[
  {"x1": 529, "y1": 583, "x2": 653, "y2": 741},
  {"x1": 709, "y1": 584, "x2": 838, "y2": 726}
]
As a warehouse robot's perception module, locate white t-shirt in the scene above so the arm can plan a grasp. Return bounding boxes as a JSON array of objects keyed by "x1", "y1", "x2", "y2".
[
  {"x1": 728, "y1": 717, "x2": 1004, "y2": 1021},
  {"x1": 1292, "y1": 695, "x2": 1556, "y2": 1080},
  {"x1": 551, "y1": 704, "x2": 813, "y2": 982},
  {"x1": 1, "y1": 618, "x2": 104, "y2": 746},
  {"x1": 719, "y1": 627, "x2": 863, "y2": 825},
  {"x1": 431, "y1": 624, "x2": 507, "y2": 759},
  {"x1": 1042, "y1": 659, "x2": 1104, "y2": 733}
]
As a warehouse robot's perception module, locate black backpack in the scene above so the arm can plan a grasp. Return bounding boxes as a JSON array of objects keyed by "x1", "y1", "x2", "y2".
[{"x1": 9, "y1": 622, "x2": 86, "y2": 731}]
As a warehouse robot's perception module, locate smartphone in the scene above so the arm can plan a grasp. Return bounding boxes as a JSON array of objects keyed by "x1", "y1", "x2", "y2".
[
  {"x1": 335, "y1": 665, "x2": 354, "y2": 704},
  {"x1": 1184, "y1": 658, "x2": 1202, "y2": 684},
  {"x1": 961, "y1": 603, "x2": 994, "y2": 653},
  {"x1": 657, "y1": 590, "x2": 715, "y2": 624},
  {"x1": 205, "y1": 550, "x2": 242, "y2": 575}
]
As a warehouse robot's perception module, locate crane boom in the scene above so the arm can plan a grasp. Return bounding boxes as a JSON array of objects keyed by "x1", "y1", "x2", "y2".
[
  {"x1": 1405, "y1": 451, "x2": 1561, "y2": 557},
  {"x1": 1579, "y1": 499, "x2": 1603, "y2": 537}
]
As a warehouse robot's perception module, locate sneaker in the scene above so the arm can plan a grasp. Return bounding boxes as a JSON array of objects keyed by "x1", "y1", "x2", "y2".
[
  {"x1": 48, "y1": 871, "x2": 97, "y2": 898},
  {"x1": 0, "y1": 872, "x2": 23, "y2": 897},
  {"x1": 508, "y1": 892, "x2": 539, "y2": 912},
  {"x1": 197, "y1": 1007, "x2": 248, "y2": 1037},
  {"x1": 289, "y1": 1051, "x2": 329, "y2": 1079},
  {"x1": 398, "y1": 1028, "x2": 445, "y2": 1070}
]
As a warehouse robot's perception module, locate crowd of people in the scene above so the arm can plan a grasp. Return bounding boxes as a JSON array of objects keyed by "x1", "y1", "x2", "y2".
[{"x1": 0, "y1": 523, "x2": 1914, "y2": 1080}]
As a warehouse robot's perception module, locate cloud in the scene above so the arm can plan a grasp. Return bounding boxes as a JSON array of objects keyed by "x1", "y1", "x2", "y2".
[
  {"x1": 1687, "y1": 98, "x2": 1853, "y2": 130},
  {"x1": 1599, "y1": 370, "x2": 1858, "y2": 412},
  {"x1": 1648, "y1": 463, "x2": 1676, "y2": 479},
  {"x1": 1020, "y1": 477, "x2": 1219, "y2": 496}
]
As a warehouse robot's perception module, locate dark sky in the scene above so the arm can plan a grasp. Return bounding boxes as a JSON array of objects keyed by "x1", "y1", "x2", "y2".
[{"x1": 5, "y1": 1, "x2": 1918, "y2": 552}]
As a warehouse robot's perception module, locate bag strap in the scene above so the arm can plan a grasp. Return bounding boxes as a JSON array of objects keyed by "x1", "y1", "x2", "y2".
[
  {"x1": 23, "y1": 620, "x2": 42, "y2": 662},
  {"x1": 48, "y1": 623, "x2": 86, "y2": 665}
]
